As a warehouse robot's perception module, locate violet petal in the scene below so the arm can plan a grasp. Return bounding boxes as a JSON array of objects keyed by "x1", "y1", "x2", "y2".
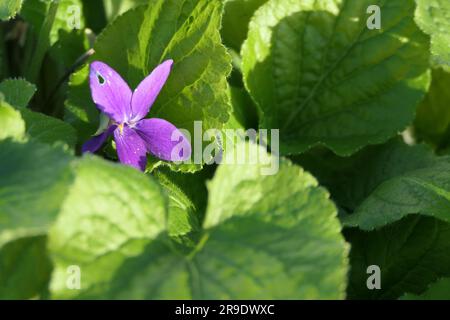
[
  {"x1": 89, "y1": 61, "x2": 132, "y2": 123},
  {"x1": 113, "y1": 125, "x2": 148, "y2": 171},
  {"x1": 134, "y1": 118, "x2": 191, "y2": 162},
  {"x1": 82, "y1": 125, "x2": 116, "y2": 154},
  {"x1": 130, "y1": 59, "x2": 173, "y2": 122}
]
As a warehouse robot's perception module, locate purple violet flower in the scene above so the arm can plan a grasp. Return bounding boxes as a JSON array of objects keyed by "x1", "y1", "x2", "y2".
[{"x1": 82, "y1": 59, "x2": 191, "y2": 171}]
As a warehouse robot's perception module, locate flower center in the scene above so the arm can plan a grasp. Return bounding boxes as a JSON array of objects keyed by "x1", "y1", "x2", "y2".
[{"x1": 118, "y1": 123, "x2": 124, "y2": 135}]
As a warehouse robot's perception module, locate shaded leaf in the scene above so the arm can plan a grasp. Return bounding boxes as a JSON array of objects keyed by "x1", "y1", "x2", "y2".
[
  {"x1": 0, "y1": 139, "x2": 73, "y2": 247},
  {"x1": 221, "y1": 0, "x2": 268, "y2": 51},
  {"x1": 296, "y1": 140, "x2": 450, "y2": 230},
  {"x1": 414, "y1": 67, "x2": 450, "y2": 150},
  {"x1": 0, "y1": 78, "x2": 36, "y2": 108},
  {"x1": 346, "y1": 215, "x2": 450, "y2": 299},
  {"x1": 0, "y1": 236, "x2": 52, "y2": 299},
  {"x1": 242, "y1": 0, "x2": 430, "y2": 156},
  {"x1": 402, "y1": 278, "x2": 450, "y2": 300}
]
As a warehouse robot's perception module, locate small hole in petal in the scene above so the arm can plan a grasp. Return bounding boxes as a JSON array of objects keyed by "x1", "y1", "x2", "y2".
[{"x1": 97, "y1": 73, "x2": 105, "y2": 85}]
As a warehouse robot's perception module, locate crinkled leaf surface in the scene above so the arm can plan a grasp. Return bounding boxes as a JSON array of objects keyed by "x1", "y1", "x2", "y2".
[
  {"x1": 49, "y1": 142, "x2": 348, "y2": 299},
  {"x1": 415, "y1": 0, "x2": 450, "y2": 70},
  {"x1": 0, "y1": 140, "x2": 73, "y2": 247},
  {"x1": 242, "y1": 0, "x2": 430, "y2": 156},
  {"x1": 65, "y1": 0, "x2": 231, "y2": 171},
  {"x1": 346, "y1": 215, "x2": 450, "y2": 299},
  {"x1": 0, "y1": 78, "x2": 36, "y2": 108},
  {"x1": 48, "y1": 156, "x2": 168, "y2": 299}
]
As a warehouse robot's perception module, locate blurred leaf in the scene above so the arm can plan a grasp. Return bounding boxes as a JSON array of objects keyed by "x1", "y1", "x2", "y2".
[
  {"x1": 49, "y1": 142, "x2": 348, "y2": 299},
  {"x1": 80, "y1": 0, "x2": 106, "y2": 33},
  {"x1": 402, "y1": 278, "x2": 450, "y2": 300},
  {"x1": 19, "y1": 108, "x2": 77, "y2": 148},
  {"x1": 0, "y1": 101, "x2": 25, "y2": 141},
  {"x1": 0, "y1": 28, "x2": 8, "y2": 79},
  {"x1": 103, "y1": 0, "x2": 146, "y2": 21},
  {"x1": 414, "y1": 67, "x2": 450, "y2": 149},
  {"x1": 242, "y1": 0, "x2": 430, "y2": 156},
  {"x1": 48, "y1": 156, "x2": 168, "y2": 299},
  {"x1": 0, "y1": 236, "x2": 52, "y2": 299},
  {"x1": 0, "y1": 139, "x2": 73, "y2": 247},
  {"x1": 0, "y1": 0, "x2": 23, "y2": 21},
  {"x1": 25, "y1": 0, "x2": 59, "y2": 82},
  {"x1": 21, "y1": 0, "x2": 85, "y2": 45},
  {"x1": 346, "y1": 215, "x2": 450, "y2": 299},
  {"x1": 227, "y1": 85, "x2": 258, "y2": 129},
  {"x1": 415, "y1": 0, "x2": 450, "y2": 70},
  {"x1": 0, "y1": 78, "x2": 36, "y2": 108},
  {"x1": 221, "y1": 0, "x2": 268, "y2": 51},
  {"x1": 65, "y1": 0, "x2": 232, "y2": 172}
]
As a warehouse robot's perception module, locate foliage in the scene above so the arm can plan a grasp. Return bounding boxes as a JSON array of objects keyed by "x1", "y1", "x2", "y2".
[{"x1": 0, "y1": 0, "x2": 450, "y2": 300}]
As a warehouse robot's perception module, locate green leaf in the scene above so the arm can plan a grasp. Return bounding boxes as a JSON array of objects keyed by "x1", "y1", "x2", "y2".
[
  {"x1": 48, "y1": 156, "x2": 168, "y2": 299},
  {"x1": 65, "y1": 0, "x2": 232, "y2": 171},
  {"x1": 414, "y1": 67, "x2": 450, "y2": 149},
  {"x1": 51, "y1": 0, "x2": 85, "y2": 43},
  {"x1": 346, "y1": 215, "x2": 450, "y2": 299},
  {"x1": 0, "y1": 236, "x2": 52, "y2": 299},
  {"x1": 221, "y1": 0, "x2": 268, "y2": 51},
  {"x1": 0, "y1": 78, "x2": 77, "y2": 147},
  {"x1": 402, "y1": 278, "x2": 450, "y2": 300},
  {"x1": 49, "y1": 142, "x2": 348, "y2": 299},
  {"x1": 415, "y1": 0, "x2": 450, "y2": 70},
  {"x1": 21, "y1": 0, "x2": 85, "y2": 45},
  {"x1": 0, "y1": 78, "x2": 36, "y2": 108},
  {"x1": 227, "y1": 85, "x2": 259, "y2": 130},
  {"x1": 0, "y1": 139, "x2": 74, "y2": 247},
  {"x1": 103, "y1": 0, "x2": 147, "y2": 21},
  {"x1": 0, "y1": 0, "x2": 22, "y2": 20},
  {"x1": 19, "y1": 108, "x2": 77, "y2": 148},
  {"x1": 25, "y1": 0, "x2": 60, "y2": 83},
  {"x1": 342, "y1": 142, "x2": 450, "y2": 230},
  {"x1": 242, "y1": 0, "x2": 430, "y2": 156},
  {"x1": 153, "y1": 166, "x2": 212, "y2": 238},
  {"x1": 0, "y1": 101, "x2": 25, "y2": 141},
  {"x1": 295, "y1": 140, "x2": 450, "y2": 230}
]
